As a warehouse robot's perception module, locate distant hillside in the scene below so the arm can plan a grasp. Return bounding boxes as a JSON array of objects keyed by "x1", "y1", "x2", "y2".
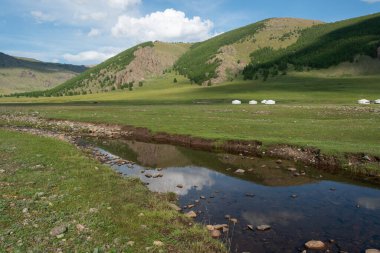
[
  {"x1": 0, "y1": 52, "x2": 87, "y2": 73},
  {"x1": 25, "y1": 41, "x2": 191, "y2": 97},
  {"x1": 0, "y1": 52, "x2": 88, "y2": 95},
  {"x1": 175, "y1": 18, "x2": 322, "y2": 84},
  {"x1": 243, "y1": 13, "x2": 380, "y2": 80}
]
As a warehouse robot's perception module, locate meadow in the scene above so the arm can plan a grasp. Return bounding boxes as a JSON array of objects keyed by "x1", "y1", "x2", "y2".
[
  {"x1": 1, "y1": 73, "x2": 379, "y2": 157},
  {"x1": 0, "y1": 129, "x2": 225, "y2": 252}
]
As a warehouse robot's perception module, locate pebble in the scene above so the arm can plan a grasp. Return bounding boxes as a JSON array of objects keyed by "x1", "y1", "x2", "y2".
[
  {"x1": 22, "y1": 208, "x2": 29, "y2": 214},
  {"x1": 50, "y1": 225, "x2": 68, "y2": 237},
  {"x1": 127, "y1": 241, "x2": 135, "y2": 247},
  {"x1": 230, "y1": 218, "x2": 238, "y2": 224},
  {"x1": 206, "y1": 225, "x2": 214, "y2": 231},
  {"x1": 153, "y1": 241, "x2": 164, "y2": 247},
  {"x1": 176, "y1": 184, "x2": 183, "y2": 189},
  {"x1": 187, "y1": 204, "x2": 195, "y2": 209},
  {"x1": 214, "y1": 224, "x2": 228, "y2": 230},
  {"x1": 185, "y1": 211, "x2": 197, "y2": 218},
  {"x1": 256, "y1": 225, "x2": 271, "y2": 231},
  {"x1": 211, "y1": 229, "x2": 221, "y2": 239},
  {"x1": 287, "y1": 168, "x2": 297, "y2": 172},
  {"x1": 0, "y1": 169, "x2": 5, "y2": 173},
  {"x1": 235, "y1": 169, "x2": 245, "y2": 174},
  {"x1": 200, "y1": 196, "x2": 206, "y2": 199},
  {"x1": 76, "y1": 224, "x2": 86, "y2": 233},
  {"x1": 145, "y1": 174, "x2": 153, "y2": 178},
  {"x1": 247, "y1": 225, "x2": 254, "y2": 231},
  {"x1": 291, "y1": 194, "x2": 298, "y2": 199},
  {"x1": 89, "y1": 208, "x2": 98, "y2": 213},
  {"x1": 305, "y1": 240, "x2": 326, "y2": 250},
  {"x1": 224, "y1": 215, "x2": 231, "y2": 219},
  {"x1": 168, "y1": 203, "x2": 182, "y2": 211}
]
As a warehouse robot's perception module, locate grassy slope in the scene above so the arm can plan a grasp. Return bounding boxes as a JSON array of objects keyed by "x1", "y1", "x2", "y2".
[
  {"x1": 0, "y1": 129, "x2": 225, "y2": 252},
  {"x1": 245, "y1": 12, "x2": 380, "y2": 77},
  {"x1": 0, "y1": 68, "x2": 77, "y2": 95},
  {"x1": 174, "y1": 21, "x2": 266, "y2": 84},
  {"x1": 1, "y1": 73, "x2": 379, "y2": 156}
]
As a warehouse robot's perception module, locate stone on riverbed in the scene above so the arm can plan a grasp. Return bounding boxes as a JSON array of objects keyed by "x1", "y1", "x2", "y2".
[
  {"x1": 305, "y1": 240, "x2": 326, "y2": 250},
  {"x1": 145, "y1": 174, "x2": 153, "y2": 178},
  {"x1": 214, "y1": 224, "x2": 228, "y2": 230},
  {"x1": 257, "y1": 225, "x2": 271, "y2": 231},
  {"x1": 176, "y1": 184, "x2": 183, "y2": 188},
  {"x1": 168, "y1": 203, "x2": 182, "y2": 211},
  {"x1": 234, "y1": 169, "x2": 245, "y2": 174},
  {"x1": 287, "y1": 168, "x2": 297, "y2": 172},
  {"x1": 211, "y1": 229, "x2": 221, "y2": 239},
  {"x1": 185, "y1": 211, "x2": 197, "y2": 218}
]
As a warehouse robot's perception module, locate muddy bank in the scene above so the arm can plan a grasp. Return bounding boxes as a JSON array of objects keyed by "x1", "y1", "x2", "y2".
[{"x1": 1, "y1": 114, "x2": 379, "y2": 181}]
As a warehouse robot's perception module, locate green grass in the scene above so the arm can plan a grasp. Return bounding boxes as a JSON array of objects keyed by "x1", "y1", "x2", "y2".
[
  {"x1": 0, "y1": 129, "x2": 225, "y2": 252},
  {"x1": 0, "y1": 68, "x2": 78, "y2": 95},
  {"x1": 1, "y1": 73, "x2": 380, "y2": 157},
  {"x1": 1, "y1": 73, "x2": 379, "y2": 157}
]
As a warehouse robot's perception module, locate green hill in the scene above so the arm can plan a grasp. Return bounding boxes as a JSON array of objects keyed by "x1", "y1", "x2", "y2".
[
  {"x1": 243, "y1": 13, "x2": 380, "y2": 79},
  {"x1": 0, "y1": 52, "x2": 88, "y2": 95},
  {"x1": 21, "y1": 41, "x2": 191, "y2": 97},
  {"x1": 175, "y1": 18, "x2": 322, "y2": 84}
]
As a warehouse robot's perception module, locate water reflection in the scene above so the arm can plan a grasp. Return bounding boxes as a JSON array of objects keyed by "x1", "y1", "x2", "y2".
[
  {"x1": 242, "y1": 211, "x2": 304, "y2": 226},
  {"x1": 92, "y1": 138, "x2": 380, "y2": 253},
  {"x1": 357, "y1": 197, "x2": 380, "y2": 210}
]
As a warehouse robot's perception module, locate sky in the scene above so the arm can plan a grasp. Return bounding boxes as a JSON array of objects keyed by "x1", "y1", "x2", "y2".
[{"x1": 0, "y1": 0, "x2": 379, "y2": 65}]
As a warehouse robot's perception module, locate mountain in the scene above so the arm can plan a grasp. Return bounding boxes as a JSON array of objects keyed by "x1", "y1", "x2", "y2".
[
  {"x1": 36, "y1": 41, "x2": 191, "y2": 97},
  {"x1": 13, "y1": 12, "x2": 380, "y2": 97},
  {"x1": 0, "y1": 52, "x2": 88, "y2": 94},
  {"x1": 243, "y1": 12, "x2": 380, "y2": 79},
  {"x1": 175, "y1": 18, "x2": 322, "y2": 84}
]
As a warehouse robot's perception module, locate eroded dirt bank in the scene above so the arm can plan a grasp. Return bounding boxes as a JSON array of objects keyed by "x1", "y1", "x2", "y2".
[{"x1": 1, "y1": 114, "x2": 379, "y2": 181}]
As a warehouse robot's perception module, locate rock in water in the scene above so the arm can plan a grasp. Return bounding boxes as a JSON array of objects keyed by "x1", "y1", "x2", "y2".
[
  {"x1": 185, "y1": 211, "x2": 197, "y2": 218},
  {"x1": 50, "y1": 225, "x2": 68, "y2": 236},
  {"x1": 256, "y1": 225, "x2": 271, "y2": 231},
  {"x1": 176, "y1": 184, "x2": 183, "y2": 188},
  {"x1": 247, "y1": 225, "x2": 254, "y2": 231},
  {"x1": 305, "y1": 240, "x2": 326, "y2": 250},
  {"x1": 211, "y1": 229, "x2": 221, "y2": 239},
  {"x1": 234, "y1": 169, "x2": 245, "y2": 174}
]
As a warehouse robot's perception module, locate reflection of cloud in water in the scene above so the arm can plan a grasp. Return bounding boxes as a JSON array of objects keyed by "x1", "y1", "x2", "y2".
[
  {"x1": 242, "y1": 211, "x2": 304, "y2": 226},
  {"x1": 147, "y1": 166, "x2": 216, "y2": 195},
  {"x1": 357, "y1": 197, "x2": 380, "y2": 210}
]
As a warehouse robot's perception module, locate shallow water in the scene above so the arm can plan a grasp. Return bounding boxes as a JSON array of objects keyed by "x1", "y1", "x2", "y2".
[{"x1": 92, "y1": 139, "x2": 380, "y2": 253}]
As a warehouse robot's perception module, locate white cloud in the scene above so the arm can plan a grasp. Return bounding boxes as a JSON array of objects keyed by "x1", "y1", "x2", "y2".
[
  {"x1": 31, "y1": 11, "x2": 56, "y2": 23},
  {"x1": 88, "y1": 28, "x2": 101, "y2": 37},
  {"x1": 79, "y1": 12, "x2": 108, "y2": 21},
  {"x1": 62, "y1": 48, "x2": 121, "y2": 63},
  {"x1": 107, "y1": 0, "x2": 142, "y2": 9},
  {"x1": 111, "y1": 8, "x2": 214, "y2": 42},
  {"x1": 362, "y1": 0, "x2": 380, "y2": 3}
]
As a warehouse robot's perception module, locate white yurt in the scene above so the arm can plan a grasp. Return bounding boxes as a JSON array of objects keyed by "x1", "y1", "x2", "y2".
[
  {"x1": 249, "y1": 100, "x2": 258, "y2": 105},
  {"x1": 261, "y1": 100, "x2": 267, "y2": 104},
  {"x1": 232, "y1": 100, "x2": 242, "y2": 105},
  {"x1": 265, "y1": 100, "x2": 276, "y2": 105},
  {"x1": 358, "y1": 99, "x2": 370, "y2": 105},
  {"x1": 375, "y1": 99, "x2": 380, "y2": 104}
]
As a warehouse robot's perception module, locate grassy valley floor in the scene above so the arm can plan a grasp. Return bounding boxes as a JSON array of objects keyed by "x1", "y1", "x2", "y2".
[{"x1": 0, "y1": 129, "x2": 225, "y2": 252}]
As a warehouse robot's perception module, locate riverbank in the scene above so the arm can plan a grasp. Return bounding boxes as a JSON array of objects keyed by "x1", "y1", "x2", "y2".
[
  {"x1": 0, "y1": 129, "x2": 226, "y2": 252},
  {"x1": 0, "y1": 113, "x2": 379, "y2": 183}
]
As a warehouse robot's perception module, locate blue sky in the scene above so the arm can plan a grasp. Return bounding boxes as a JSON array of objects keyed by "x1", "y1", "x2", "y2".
[{"x1": 1, "y1": 0, "x2": 379, "y2": 65}]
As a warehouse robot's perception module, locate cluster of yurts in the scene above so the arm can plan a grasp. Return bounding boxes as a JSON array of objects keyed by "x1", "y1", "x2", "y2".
[{"x1": 232, "y1": 99, "x2": 276, "y2": 105}]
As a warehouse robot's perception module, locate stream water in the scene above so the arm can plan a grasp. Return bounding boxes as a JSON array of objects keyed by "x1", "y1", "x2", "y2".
[{"x1": 91, "y1": 138, "x2": 380, "y2": 253}]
